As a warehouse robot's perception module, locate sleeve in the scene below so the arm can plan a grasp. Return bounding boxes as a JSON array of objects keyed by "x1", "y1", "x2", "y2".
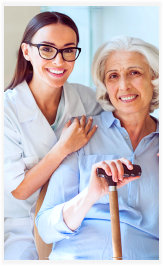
[
  {"x1": 35, "y1": 152, "x2": 80, "y2": 244},
  {"x1": 75, "y1": 84, "x2": 103, "y2": 116},
  {"x1": 4, "y1": 114, "x2": 26, "y2": 195}
]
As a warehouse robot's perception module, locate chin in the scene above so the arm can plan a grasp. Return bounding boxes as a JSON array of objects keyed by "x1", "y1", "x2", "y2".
[{"x1": 47, "y1": 79, "x2": 65, "y2": 89}]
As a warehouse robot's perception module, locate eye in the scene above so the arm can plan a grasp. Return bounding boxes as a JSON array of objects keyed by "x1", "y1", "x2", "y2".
[
  {"x1": 109, "y1": 73, "x2": 119, "y2": 79},
  {"x1": 40, "y1": 46, "x2": 54, "y2": 53},
  {"x1": 130, "y1": 70, "x2": 141, "y2": 76},
  {"x1": 64, "y1": 48, "x2": 74, "y2": 54}
]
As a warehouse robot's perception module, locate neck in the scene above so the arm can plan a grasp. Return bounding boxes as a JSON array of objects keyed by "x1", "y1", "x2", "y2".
[
  {"x1": 28, "y1": 79, "x2": 63, "y2": 125},
  {"x1": 114, "y1": 110, "x2": 156, "y2": 150}
]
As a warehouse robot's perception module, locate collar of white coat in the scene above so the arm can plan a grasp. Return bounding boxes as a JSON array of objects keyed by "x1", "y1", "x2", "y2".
[{"x1": 15, "y1": 81, "x2": 86, "y2": 123}]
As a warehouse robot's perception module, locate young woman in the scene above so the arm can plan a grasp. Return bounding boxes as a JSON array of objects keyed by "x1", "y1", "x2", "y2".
[
  {"x1": 36, "y1": 36, "x2": 159, "y2": 260},
  {"x1": 4, "y1": 11, "x2": 102, "y2": 260}
]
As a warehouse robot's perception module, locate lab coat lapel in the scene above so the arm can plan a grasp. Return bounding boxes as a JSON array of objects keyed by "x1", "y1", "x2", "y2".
[
  {"x1": 15, "y1": 81, "x2": 57, "y2": 154},
  {"x1": 61, "y1": 82, "x2": 86, "y2": 124},
  {"x1": 37, "y1": 111, "x2": 57, "y2": 150}
]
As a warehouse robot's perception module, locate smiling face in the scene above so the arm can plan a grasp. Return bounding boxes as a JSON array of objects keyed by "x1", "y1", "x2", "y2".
[
  {"x1": 104, "y1": 50, "x2": 154, "y2": 117},
  {"x1": 21, "y1": 23, "x2": 77, "y2": 91}
]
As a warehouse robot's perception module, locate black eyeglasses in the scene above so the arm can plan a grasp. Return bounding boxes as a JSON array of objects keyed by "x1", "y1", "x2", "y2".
[{"x1": 27, "y1": 43, "x2": 81, "y2": 62}]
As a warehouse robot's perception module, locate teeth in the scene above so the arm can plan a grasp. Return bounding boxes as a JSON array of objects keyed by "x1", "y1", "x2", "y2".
[
  {"x1": 120, "y1": 95, "x2": 136, "y2": 101},
  {"x1": 48, "y1": 69, "x2": 64, "y2": 74}
]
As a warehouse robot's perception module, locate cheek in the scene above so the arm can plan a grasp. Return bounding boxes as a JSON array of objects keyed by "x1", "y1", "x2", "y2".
[
  {"x1": 28, "y1": 48, "x2": 45, "y2": 68},
  {"x1": 106, "y1": 83, "x2": 117, "y2": 97},
  {"x1": 132, "y1": 76, "x2": 151, "y2": 90},
  {"x1": 147, "y1": 83, "x2": 154, "y2": 100},
  {"x1": 131, "y1": 78, "x2": 143, "y2": 88},
  {"x1": 67, "y1": 62, "x2": 75, "y2": 73},
  {"x1": 31, "y1": 58, "x2": 46, "y2": 73},
  {"x1": 133, "y1": 78, "x2": 154, "y2": 101}
]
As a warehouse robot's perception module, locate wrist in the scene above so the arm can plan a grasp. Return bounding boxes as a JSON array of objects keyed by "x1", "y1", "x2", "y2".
[
  {"x1": 56, "y1": 140, "x2": 70, "y2": 157},
  {"x1": 46, "y1": 142, "x2": 68, "y2": 169},
  {"x1": 83, "y1": 187, "x2": 97, "y2": 207},
  {"x1": 86, "y1": 184, "x2": 103, "y2": 205}
]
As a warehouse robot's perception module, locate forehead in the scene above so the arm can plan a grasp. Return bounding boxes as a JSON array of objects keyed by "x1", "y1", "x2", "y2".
[
  {"x1": 105, "y1": 50, "x2": 149, "y2": 70},
  {"x1": 31, "y1": 23, "x2": 77, "y2": 44}
]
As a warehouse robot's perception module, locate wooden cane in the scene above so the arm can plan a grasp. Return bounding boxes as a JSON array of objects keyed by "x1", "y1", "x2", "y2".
[
  {"x1": 97, "y1": 164, "x2": 142, "y2": 260},
  {"x1": 108, "y1": 186, "x2": 122, "y2": 260},
  {"x1": 97, "y1": 168, "x2": 122, "y2": 260}
]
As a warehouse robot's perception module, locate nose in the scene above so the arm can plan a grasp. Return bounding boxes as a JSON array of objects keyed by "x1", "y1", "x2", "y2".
[
  {"x1": 119, "y1": 75, "x2": 129, "y2": 91},
  {"x1": 52, "y1": 52, "x2": 64, "y2": 65}
]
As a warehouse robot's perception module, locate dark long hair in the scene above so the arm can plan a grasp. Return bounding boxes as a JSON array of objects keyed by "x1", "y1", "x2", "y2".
[{"x1": 5, "y1": 11, "x2": 79, "y2": 90}]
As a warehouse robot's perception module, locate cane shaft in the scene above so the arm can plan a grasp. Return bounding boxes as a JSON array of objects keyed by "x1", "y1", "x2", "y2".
[{"x1": 109, "y1": 190, "x2": 122, "y2": 260}]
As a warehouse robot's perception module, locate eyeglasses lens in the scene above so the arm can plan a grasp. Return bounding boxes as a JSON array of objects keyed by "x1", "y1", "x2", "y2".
[
  {"x1": 39, "y1": 46, "x2": 79, "y2": 61},
  {"x1": 39, "y1": 46, "x2": 56, "y2": 59},
  {"x1": 63, "y1": 48, "x2": 78, "y2": 61}
]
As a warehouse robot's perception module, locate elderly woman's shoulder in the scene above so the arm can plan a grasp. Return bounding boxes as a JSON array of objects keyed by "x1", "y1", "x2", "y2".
[{"x1": 91, "y1": 111, "x2": 113, "y2": 127}]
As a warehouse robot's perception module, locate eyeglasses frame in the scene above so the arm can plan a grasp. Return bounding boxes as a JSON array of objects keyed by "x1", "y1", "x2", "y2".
[{"x1": 26, "y1": 42, "x2": 81, "y2": 62}]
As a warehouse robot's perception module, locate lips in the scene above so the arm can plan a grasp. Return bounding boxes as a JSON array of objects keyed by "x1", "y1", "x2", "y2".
[
  {"x1": 119, "y1": 94, "x2": 138, "y2": 102},
  {"x1": 46, "y1": 68, "x2": 66, "y2": 77}
]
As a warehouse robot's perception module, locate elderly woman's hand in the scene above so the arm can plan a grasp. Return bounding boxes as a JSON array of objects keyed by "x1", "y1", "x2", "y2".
[
  {"x1": 104, "y1": 158, "x2": 141, "y2": 189},
  {"x1": 87, "y1": 158, "x2": 140, "y2": 204}
]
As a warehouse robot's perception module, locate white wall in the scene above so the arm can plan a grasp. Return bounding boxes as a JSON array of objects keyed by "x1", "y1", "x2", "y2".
[
  {"x1": 4, "y1": 6, "x2": 40, "y2": 88},
  {"x1": 91, "y1": 6, "x2": 159, "y2": 59}
]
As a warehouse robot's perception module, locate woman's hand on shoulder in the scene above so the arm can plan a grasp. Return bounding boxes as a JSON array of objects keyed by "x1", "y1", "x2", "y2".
[{"x1": 58, "y1": 115, "x2": 97, "y2": 156}]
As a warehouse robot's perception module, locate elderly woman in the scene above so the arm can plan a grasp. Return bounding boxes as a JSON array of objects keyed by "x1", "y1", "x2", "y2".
[{"x1": 36, "y1": 36, "x2": 159, "y2": 260}]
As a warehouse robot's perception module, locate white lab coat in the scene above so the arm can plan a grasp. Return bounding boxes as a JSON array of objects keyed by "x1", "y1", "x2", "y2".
[{"x1": 4, "y1": 81, "x2": 102, "y2": 260}]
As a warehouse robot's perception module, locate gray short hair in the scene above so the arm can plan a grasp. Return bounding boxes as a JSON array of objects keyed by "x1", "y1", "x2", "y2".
[{"x1": 92, "y1": 36, "x2": 159, "y2": 113}]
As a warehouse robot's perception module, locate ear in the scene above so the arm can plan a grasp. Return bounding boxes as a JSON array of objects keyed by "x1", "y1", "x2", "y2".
[
  {"x1": 21, "y1": 43, "x2": 31, "y2": 61},
  {"x1": 150, "y1": 69, "x2": 158, "y2": 80}
]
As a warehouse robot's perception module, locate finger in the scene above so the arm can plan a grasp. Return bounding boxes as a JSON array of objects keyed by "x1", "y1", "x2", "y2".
[
  {"x1": 109, "y1": 161, "x2": 119, "y2": 182},
  {"x1": 64, "y1": 120, "x2": 72, "y2": 128},
  {"x1": 126, "y1": 176, "x2": 140, "y2": 182},
  {"x1": 93, "y1": 161, "x2": 111, "y2": 177},
  {"x1": 117, "y1": 175, "x2": 140, "y2": 188},
  {"x1": 85, "y1": 117, "x2": 93, "y2": 133},
  {"x1": 102, "y1": 177, "x2": 110, "y2": 193},
  {"x1": 120, "y1": 157, "x2": 133, "y2": 170},
  {"x1": 80, "y1": 115, "x2": 86, "y2": 127},
  {"x1": 115, "y1": 160, "x2": 124, "y2": 181},
  {"x1": 72, "y1": 117, "x2": 80, "y2": 126},
  {"x1": 87, "y1": 125, "x2": 98, "y2": 140}
]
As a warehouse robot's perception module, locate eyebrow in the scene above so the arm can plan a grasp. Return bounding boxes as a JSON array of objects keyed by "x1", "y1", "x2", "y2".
[
  {"x1": 128, "y1": 66, "x2": 144, "y2": 70},
  {"x1": 105, "y1": 69, "x2": 117, "y2": 74},
  {"x1": 105, "y1": 66, "x2": 144, "y2": 74},
  {"x1": 41, "y1": 41, "x2": 76, "y2": 47}
]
